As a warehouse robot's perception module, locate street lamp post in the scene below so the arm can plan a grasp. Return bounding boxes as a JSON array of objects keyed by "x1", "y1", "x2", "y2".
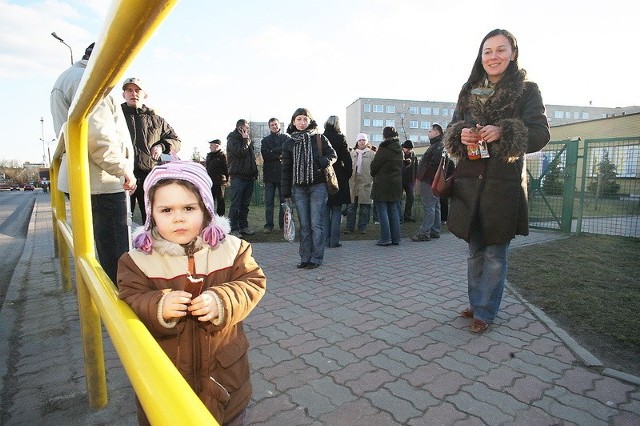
[
  {"x1": 40, "y1": 117, "x2": 47, "y2": 167},
  {"x1": 51, "y1": 32, "x2": 74, "y2": 65}
]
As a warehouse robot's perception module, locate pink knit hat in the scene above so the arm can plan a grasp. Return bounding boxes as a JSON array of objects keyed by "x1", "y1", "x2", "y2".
[{"x1": 133, "y1": 161, "x2": 226, "y2": 253}]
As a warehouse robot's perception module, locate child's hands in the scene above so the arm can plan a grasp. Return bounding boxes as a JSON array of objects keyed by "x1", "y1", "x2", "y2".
[
  {"x1": 162, "y1": 290, "x2": 191, "y2": 320},
  {"x1": 189, "y1": 292, "x2": 220, "y2": 322}
]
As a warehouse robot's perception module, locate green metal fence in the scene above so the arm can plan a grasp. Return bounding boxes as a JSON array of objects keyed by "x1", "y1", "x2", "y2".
[{"x1": 527, "y1": 137, "x2": 640, "y2": 237}]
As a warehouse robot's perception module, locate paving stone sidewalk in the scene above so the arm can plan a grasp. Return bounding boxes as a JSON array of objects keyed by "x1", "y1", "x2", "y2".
[{"x1": 1, "y1": 194, "x2": 638, "y2": 425}]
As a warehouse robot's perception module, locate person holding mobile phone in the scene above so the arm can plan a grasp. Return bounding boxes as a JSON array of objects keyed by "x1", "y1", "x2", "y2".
[{"x1": 226, "y1": 119, "x2": 258, "y2": 237}]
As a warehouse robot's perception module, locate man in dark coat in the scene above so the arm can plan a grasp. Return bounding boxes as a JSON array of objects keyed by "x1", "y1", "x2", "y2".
[
  {"x1": 260, "y1": 118, "x2": 287, "y2": 233},
  {"x1": 412, "y1": 124, "x2": 445, "y2": 241},
  {"x1": 205, "y1": 139, "x2": 229, "y2": 217},
  {"x1": 121, "y1": 77, "x2": 181, "y2": 223},
  {"x1": 226, "y1": 119, "x2": 258, "y2": 237},
  {"x1": 401, "y1": 139, "x2": 418, "y2": 222}
]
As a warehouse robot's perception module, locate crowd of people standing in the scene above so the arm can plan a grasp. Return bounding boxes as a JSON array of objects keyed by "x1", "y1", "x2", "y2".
[{"x1": 51, "y1": 27, "x2": 549, "y2": 424}]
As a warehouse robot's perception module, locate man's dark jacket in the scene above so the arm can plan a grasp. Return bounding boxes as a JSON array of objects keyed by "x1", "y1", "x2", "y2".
[
  {"x1": 260, "y1": 131, "x2": 287, "y2": 184},
  {"x1": 226, "y1": 130, "x2": 258, "y2": 180},
  {"x1": 121, "y1": 103, "x2": 181, "y2": 173}
]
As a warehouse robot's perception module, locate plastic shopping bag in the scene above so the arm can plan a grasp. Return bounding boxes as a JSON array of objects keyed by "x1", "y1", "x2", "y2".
[{"x1": 283, "y1": 200, "x2": 295, "y2": 242}]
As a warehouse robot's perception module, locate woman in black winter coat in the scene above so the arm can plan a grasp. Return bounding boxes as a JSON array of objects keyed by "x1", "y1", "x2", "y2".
[
  {"x1": 323, "y1": 116, "x2": 353, "y2": 248},
  {"x1": 444, "y1": 29, "x2": 550, "y2": 334},
  {"x1": 281, "y1": 108, "x2": 336, "y2": 270}
]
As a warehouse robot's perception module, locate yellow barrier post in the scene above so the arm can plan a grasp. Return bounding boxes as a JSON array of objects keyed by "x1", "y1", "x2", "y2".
[
  {"x1": 50, "y1": 135, "x2": 71, "y2": 292},
  {"x1": 64, "y1": 116, "x2": 109, "y2": 409}
]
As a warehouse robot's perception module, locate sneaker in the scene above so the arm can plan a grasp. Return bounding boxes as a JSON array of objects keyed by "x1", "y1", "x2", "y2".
[
  {"x1": 263, "y1": 228, "x2": 273, "y2": 234},
  {"x1": 429, "y1": 233, "x2": 440, "y2": 239},
  {"x1": 344, "y1": 229, "x2": 353, "y2": 234},
  {"x1": 410, "y1": 234, "x2": 431, "y2": 242},
  {"x1": 229, "y1": 230, "x2": 242, "y2": 238},
  {"x1": 240, "y1": 227, "x2": 255, "y2": 235},
  {"x1": 359, "y1": 229, "x2": 366, "y2": 234}
]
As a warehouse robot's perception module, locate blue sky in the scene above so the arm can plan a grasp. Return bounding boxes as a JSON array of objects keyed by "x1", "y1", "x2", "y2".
[{"x1": 1, "y1": 0, "x2": 638, "y2": 164}]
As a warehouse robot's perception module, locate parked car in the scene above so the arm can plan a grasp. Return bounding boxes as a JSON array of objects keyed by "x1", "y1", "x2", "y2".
[
  {"x1": 10, "y1": 183, "x2": 20, "y2": 191},
  {"x1": 23, "y1": 183, "x2": 35, "y2": 191}
]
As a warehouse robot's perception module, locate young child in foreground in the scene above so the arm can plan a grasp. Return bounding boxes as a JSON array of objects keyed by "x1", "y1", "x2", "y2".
[{"x1": 117, "y1": 161, "x2": 266, "y2": 426}]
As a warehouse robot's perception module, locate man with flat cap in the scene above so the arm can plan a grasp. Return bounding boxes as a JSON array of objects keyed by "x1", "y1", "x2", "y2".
[
  {"x1": 205, "y1": 139, "x2": 229, "y2": 216},
  {"x1": 121, "y1": 77, "x2": 181, "y2": 223}
]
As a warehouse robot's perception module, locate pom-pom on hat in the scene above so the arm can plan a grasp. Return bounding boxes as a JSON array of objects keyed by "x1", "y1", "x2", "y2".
[{"x1": 133, "y1": 161, "x2": 226, "y2": 253}]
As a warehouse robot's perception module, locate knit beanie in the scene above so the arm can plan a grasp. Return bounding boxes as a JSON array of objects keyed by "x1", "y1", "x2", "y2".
[
  {"x1": 402, "y1": 140, "x2": 414, "y2": 149},
  {"x1": 132, "y1": 161, "x2": 226, "y2": 253},
  {"x1": 356, "y1": 132, "x2": 368, "y2": 142}
]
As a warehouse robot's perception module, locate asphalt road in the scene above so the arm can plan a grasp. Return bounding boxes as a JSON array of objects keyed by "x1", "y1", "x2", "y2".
[{"x1": 0, "y1": 191, "x2": 35, "y2": 310}]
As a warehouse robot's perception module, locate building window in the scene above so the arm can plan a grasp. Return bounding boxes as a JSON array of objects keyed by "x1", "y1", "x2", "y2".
[
  {"x1": 420, "y1": 107, "x2": 431, "y2": 115},
  {"x1": 371, "y1": 134, "x2": 383, "y2": 142},
  {"x1": 442, "y1": 108, "x2": 449, "y2": 116},
  {"x1": 373, "y1": 105, "x2": 384, "y2": 113},
  {"x1": 419, "y1": 135, "x2": 429, "y2": 143},
  {"x1": 582, "y1": 112, "x2": 590, "y2": 119},
  {"x1": 385, "y1": 119, "x2": 395, "y2": 127},
  {"x1": 433, "y1": 107, "x2": 440, "y2": 115},
  {"x1": 554, "y1": 111, "x2": 564, "y2": 119},
  {"x1": 409, "y1": 107, "x2": 419, "y2": 114},
  {"x1": 420, "y1": 121, "x2": 430, "y2": 129},
  {"x1": 565, "y1": 112, "x2": 571, "y2": 119},
  {"x1": 386, "y1": 105, "x2": 396, "y2": 113},
  {"x1": 363, "y1": 119, "x2": 370, "y2": 127},
  {"x1": 363, "y1": 104, "x2": 371, "y2": 112},
  {"x1": 409, "y1": 120, "x2": 418, "y2": 129},
  {"x1": 573, "y1": 111, "x2": 580, "y2": 119},
  {"x1": 373, "y1": 119, "x2": 384, "y2": 127}
]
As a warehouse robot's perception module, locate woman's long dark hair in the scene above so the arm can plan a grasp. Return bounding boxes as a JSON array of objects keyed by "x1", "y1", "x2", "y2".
[{"x1": 462, "y1": 28, "x2": 525, "y2": 94}]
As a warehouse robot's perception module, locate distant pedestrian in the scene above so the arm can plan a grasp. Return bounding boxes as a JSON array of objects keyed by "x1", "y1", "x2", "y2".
[
  {"x1": 323, "y1": 115, "x2": 352, "y2": 248},
  {"x1": 401, "y1": 139, "x2": 418, "y2": 222},
  {"x1": 412, "y1": 124, "x2": 445, "y2": 242},
  {"x1": 118, "y1": 161, "x2": 266, "y2": 426},
  {"x1": 346, "y1": 133, "x2": 374, "y2": 234},
  {"x1": 260, "y1": 118, "x2": 287, "y2": 233},
  {"x1": 205, "y1": 139, "x2": 228, "y2": 217},
  {"x1": 370, "y1": 127, "x2": 403, "y2": 246},
  {"x1": 226, "y1": 119, "x2": 258, "y2": 237},
  {"x1": 281, "y1": 108, "x2": 336, "y2": 269}
]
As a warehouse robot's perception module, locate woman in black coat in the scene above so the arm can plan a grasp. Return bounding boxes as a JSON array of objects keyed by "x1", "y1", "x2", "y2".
[
  {"x1": 444, "y1": 29, "x2": 550, "y2": 334},
  {"x1": 323, "y1": 116, "x2": 353, "y2": 248}
]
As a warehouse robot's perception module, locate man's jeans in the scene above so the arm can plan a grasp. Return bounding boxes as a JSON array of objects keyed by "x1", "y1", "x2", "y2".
[
  {"x1": 346, "y1": 198, "x2": 370, "y2": 232},
  {"x1": 325, "y1": 204, "x2": 342, "y2": 247},
  {"x1": 292, "y1": 183, "x2": 327, "y2": 264},
  {"x1": 402, "y1": 181, "x2": 415, "y2": 220},
  {"x1": 467, "y1": 226, "x2": 510, "y2": 323},
  {"x1": 374, "y1": 200, "x2": 401, "y2": 245},
  {"x1": 264, "y1": 182, "x2": 284, "y2": 230},
  {"x1": 418, "y1": 181, "x2": 441, "y2": 235},
  {"x1": 91, "y1": 192, "x2": 129, "y2": 284},
  {"x1": 229, "y1": 177, "x2": 254, "y2": 231}
]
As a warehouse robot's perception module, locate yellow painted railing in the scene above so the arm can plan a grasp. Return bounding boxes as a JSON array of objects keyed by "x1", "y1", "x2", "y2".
[{"x1": 49, "y1": 1, "x2": 218, "y2": 424}]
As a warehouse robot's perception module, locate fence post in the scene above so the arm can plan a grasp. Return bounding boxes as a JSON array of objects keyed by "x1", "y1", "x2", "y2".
[{"x1": 560, "y1": 140, "x2": 579, "y2": 233}]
